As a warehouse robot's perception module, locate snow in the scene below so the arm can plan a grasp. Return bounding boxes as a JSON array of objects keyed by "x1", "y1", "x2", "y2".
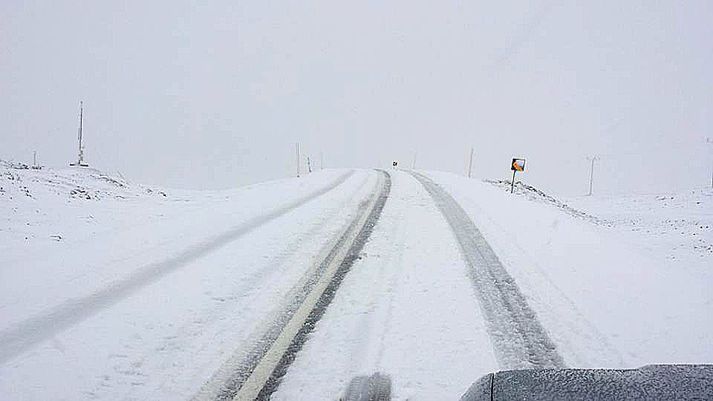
[
  {"x1": 0, "y1": 161, "x2": 353, "y2": 331},
  {"x1": 1, "y1": 162, "x2": 711, "y2": 400},
  {"x1": 0, "y1": 162, "x2": 380, "y2": 400},
  {"x1": 426, "y1": 172, "x2": 713, "y2": 368},
  {"x1": 272, "y1": 170, "x2": 499, "y2": 400},
  {"x1": 274, "y1": 171, "x2": 712, "y2": 399},
  {"x1": 565, "y1": 189, "x2": 713, "y2": 261}
]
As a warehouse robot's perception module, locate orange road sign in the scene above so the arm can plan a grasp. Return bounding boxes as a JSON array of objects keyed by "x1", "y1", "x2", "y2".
[{"x1": 511, "y1": 158, "x2": 526, "y2": 172}]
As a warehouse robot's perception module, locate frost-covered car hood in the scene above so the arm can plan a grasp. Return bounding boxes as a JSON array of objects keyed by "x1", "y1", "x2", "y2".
[{"x1": 460, "y1": 364, "x2": 713, "y2": 401}]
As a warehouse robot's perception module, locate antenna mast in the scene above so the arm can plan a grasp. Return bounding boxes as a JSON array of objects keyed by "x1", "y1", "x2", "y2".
[{"x1": 71, "y1": 101, "x2": 88, "y2": 166}]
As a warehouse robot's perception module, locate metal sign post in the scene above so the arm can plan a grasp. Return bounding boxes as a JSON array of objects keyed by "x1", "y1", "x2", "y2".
[{"x1": 510, "y1": 158, "x2": 526, "y2": 193}]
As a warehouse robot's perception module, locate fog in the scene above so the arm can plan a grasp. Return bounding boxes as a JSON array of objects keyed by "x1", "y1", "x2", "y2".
[{"x1": 2, "y1": 1, "x2": 712, "y2": 195}]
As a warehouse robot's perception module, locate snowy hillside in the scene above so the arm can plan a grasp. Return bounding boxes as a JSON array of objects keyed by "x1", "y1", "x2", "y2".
[
  {"x1": 2, "y1": 160, "x2": 168, "y2": 250},
  {"x1": 1, "y1": 165, "x2": 711, "y2": 400},
  {"x1": 566, "y1": 189, "x2": 713, "y2": 260},
  {"x1": 484, "y1": 177, "x2": 712, "y2": 263}
]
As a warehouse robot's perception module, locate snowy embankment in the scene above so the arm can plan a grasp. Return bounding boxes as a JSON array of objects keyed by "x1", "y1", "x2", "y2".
[
  {"x1": 0, "y1": 161, "x2": 379, "y2": 400},
  {"x1": 427, "y1": 172, "x2": 713, "y2": 368}
]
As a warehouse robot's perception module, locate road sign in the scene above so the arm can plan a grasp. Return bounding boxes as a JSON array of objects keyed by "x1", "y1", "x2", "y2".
[
  {"x1": 510, "y1": 158, "x2": 526, "y2": 193},
  {"x1": 511, "y1": 158, "x2": 525, "y2": 172},
  {"x1": 392, "y1": 161, "x2": 398, "y2": 167}
]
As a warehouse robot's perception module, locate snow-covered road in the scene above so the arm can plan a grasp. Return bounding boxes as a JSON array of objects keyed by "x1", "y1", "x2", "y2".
[
  {"x1": 0, "y1": 168, "x2": 385, "y2": 400},
  {"x1": 205, "y1": 170, "x2": 391, "y2": 401},
  {"x1": 410, "y1": 171, "x2": 564, "y2": 370},
  {"x1": 273, "y1": 170, "x2": 502, "y2": 400},
  {"x1": 272, "y1": 170, "x2": 712, "y2": 400},
  {"x1": 2, "y1": 163, "x2": 710, "y2": 400},
  {"x1": 0, "y1": 170, "x2": 355, "y2": 364}
]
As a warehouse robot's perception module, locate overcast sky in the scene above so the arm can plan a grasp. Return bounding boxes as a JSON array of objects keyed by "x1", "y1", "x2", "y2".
[{"x1": 2, "y1": 1, "x2": 712, "y2": 195}]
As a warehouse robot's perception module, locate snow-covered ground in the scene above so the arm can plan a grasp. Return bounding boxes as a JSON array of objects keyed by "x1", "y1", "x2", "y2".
[
  {"x1": 273, "y1": 170, "x2": 499, "y2": 401},
  {"x1": 566, "y1": 189, "x2": 713, "y2": 262},
  {"x1": 273, "y1": 171, "x2": 713, "y2": 399},
  {"x1": 1, "y1": 162, "x2": 711, "y2": 400},
  {"x1": 428, "y1": 173, "x2": 713, "y2": 368},
  {"x1": 0, "y1": 161, "x2": 381, "y2": 400}
]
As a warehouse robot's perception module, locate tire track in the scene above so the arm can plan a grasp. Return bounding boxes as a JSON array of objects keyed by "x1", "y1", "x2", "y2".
[
  {"x1": 409, "y1": 171, "x2": 565, "y2": 370},
  {"x1": 0, "y1": 171, "x2": 355, "y2": 364},
  {"x1": 80, "y1": 172, "x2": 377, "y2": 400},
  {"x1": 196, "y1": 170, "x2": 391, "y2": 401}
]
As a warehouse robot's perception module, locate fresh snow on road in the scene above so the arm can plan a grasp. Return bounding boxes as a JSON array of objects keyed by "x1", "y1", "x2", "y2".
[
  {"x1": 410, "y1": 171, "x2": 564, "y2": 370},
  {"x1": 1, "y1": 163, "x2": 381, "y2": 400},
  {"x1": 273, "y1": 170, "x2": 499, "y2": 400},
  {"x1": 275, "y1": 171, "x2": 712, "y2": 400},
  {"x1": 1, "y1": 163, "x2": 352, "y2": 331},
  {"x1": 1, "y1": 161, "x2": 711, "y2": 400}
]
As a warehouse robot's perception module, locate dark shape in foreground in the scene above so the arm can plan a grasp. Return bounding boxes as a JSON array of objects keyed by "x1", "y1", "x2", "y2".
[
  {"x1": 461, "y1": 364, "x2": 713, "y2": 401},
  {"x1": 340, "y1": 365, "x2": 713, "y2": 400},
  {"x1": 340, "y1": 373, "x2": 392, "y2": 401}
]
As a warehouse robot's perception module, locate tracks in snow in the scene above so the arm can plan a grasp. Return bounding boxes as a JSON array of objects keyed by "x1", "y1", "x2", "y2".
[
  {"x1": 409, "y1": 171, "x2": 565, "y2": 370},
  {"x1": 0, "y1": 171, "x2": 354, "y2": 364},
  {"x1": 194, "y1": 170, "x2": 391, "y2": 401},
  {"x1": 2, "y1": 167, "x2": 562, "y2": 400}
]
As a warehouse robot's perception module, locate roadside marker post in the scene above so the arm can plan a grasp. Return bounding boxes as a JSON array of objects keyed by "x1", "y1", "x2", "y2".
[
  {"x1": 510, "y1": 158, "x2": 526, "y2": 193},
  {"x1": 587, "y1": 156, "x2": 600, "y2": 196},
  {"x1": 707, "y1": 137, "x2": 713, "y2": 189}
]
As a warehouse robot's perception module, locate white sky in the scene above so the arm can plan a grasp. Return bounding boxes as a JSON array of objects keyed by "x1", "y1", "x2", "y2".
[{"x1": 2, "y1": 1, "x2": 712, "y2": 195}]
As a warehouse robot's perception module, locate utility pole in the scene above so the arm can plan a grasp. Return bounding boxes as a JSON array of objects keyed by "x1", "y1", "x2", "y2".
[
  {"x1": 70, "y1": 101, "x2": 88, "y2": 167},
  {"x1": 587, "y1": 156, "x2": 600, "y2": 196},
  {"x1": 467, "y1": 147, "x2": 474, "y2": 178},
  {"x1": 307, "y1": 156, "x2": 312, "y2": 173},
  {"x1": 706, "y1": 138, "x2": 713, "y2": 189},
  {"x1": 77, "y1": 101, "x2": 84, "y2": 164},
  {"x1": 295, "y1": 142, "x2": 301, "y2": 177},
  {"x1": 320, "y1": 152, "x2": 324, "y2": 170},
  {"x1": 31, "y1": 150, "x2": 42, "y2": 170},
  {"x1": 412, "y1": 151, "x2": 417, "y2": 170}
]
